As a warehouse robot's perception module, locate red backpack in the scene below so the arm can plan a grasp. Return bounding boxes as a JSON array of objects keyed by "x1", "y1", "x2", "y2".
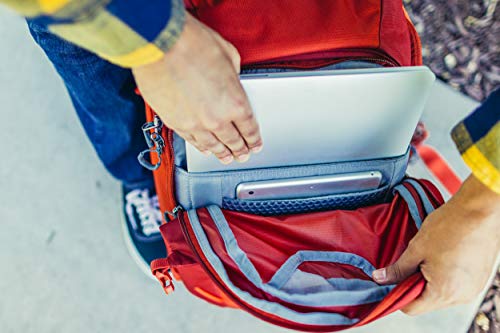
[{"x1": 138, "y1": 1, "x2": 458, "y2": 331}]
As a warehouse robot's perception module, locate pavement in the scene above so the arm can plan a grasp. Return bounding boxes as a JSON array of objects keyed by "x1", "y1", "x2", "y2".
[{"x1": 0, "y1": 6, "x2": 491, "y2": 333}]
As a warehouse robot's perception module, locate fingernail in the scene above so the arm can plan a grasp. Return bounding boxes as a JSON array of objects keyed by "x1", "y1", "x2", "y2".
[
  {"x1": 251, "y1": 145, "x2": 263, "y2": 153},
  {"x1": 201, "y1": 150, "x2": 211, "y2": 156},
  {"x1": 220, "y1": 155, "x2": 234, "y2": 164},
  {"x1": 373, "y1": 269, "x2": 387, "y2": 282},
  {"x1": 236, "y1": 153, "x2": 250, "y2": 162}
]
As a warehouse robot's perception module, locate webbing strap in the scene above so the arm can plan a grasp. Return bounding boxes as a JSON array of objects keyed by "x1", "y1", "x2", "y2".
[
  {"x1": 411, "y1": 122, "x2": 462, "y2": 196},
  {"x1": 393, "y1": 184, "x2": 424, "y2": 229},
  {"x1": 416, "y1": 144, "x2": 462, "y2": 195}
]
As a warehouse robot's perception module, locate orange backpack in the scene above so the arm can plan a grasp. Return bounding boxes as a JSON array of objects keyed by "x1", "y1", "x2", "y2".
[{"x1": 138, "y1": 1, "x2": 459, "y2": 331}]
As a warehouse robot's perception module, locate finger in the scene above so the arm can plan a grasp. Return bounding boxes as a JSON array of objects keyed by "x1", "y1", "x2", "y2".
[
  {"x1": 232, "y1": 112, "x2": 263, "y2": 153},
  {"x1": 211, "y1": 123, "x2": 250, "y2": 162},
  {"x1": 223, "y1": 79, "x2": 263, "y2": 153},
  {"x1": 193, "y1": 131, "x2": 234, "y2": 164},
  {"x1": 176, "y1": 131, "x2": 211, "y2": 156},
  {"x1": 372, "y1": 242, "x2": 422, "y2": 285},
  {"x1": 402, "y1": 285, "x2": 442, "y2": 316}
]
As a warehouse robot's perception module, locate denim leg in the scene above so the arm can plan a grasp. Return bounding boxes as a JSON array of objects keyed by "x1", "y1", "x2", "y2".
[{"x1": 27, "y1": 22, "x2": 154, "y2": 189}]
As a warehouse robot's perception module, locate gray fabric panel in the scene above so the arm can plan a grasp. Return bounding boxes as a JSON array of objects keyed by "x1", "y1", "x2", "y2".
[
  {"x1": 405, "y1": 179, "x2": 436, "y2": 215},
  {"x1": 267, "y1": 251, "x2": 376, "y2": 289},
  {"x1": 175, "y1": 150, "x2": 409, "y2": 210},
  {"x1": 393, "y1": 183, "x2": 423, "y2": 229},
  {"x1": 281, "y1": 270, "x2": 380, "y2": 294}
]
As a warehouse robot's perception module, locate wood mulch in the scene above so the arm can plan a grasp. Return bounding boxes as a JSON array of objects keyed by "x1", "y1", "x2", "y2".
[
  {"x1": 404, "y1": 1, "x2": 499, "y2": 332},
  {"x1": 404, "y1": 0, "x2": 499, "y2": 101}
]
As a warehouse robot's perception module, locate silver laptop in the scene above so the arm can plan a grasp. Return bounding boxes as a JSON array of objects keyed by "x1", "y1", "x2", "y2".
[{"x1": 186, "y1": 66, "x2": 435, "y2": 173}]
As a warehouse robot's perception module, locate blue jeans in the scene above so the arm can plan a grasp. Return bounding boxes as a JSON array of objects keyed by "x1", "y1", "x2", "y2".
[
  {"x1": 27, "y1": 22, "x2": 380, "y2": 189},
  {"x1": 28, "y1": 22, "x2": 154, "y2": 190}
]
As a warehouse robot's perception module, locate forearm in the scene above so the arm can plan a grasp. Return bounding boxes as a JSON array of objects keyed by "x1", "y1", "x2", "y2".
[
  {"x1": 0, "y1": 0, "x2": 186, "y2": 67},
  {"x1": 456, "y1": 175, "x2": 500, "y2": 218},
  {"x1": 449, "y1": 174, "x2": 500, "y2": 252}
]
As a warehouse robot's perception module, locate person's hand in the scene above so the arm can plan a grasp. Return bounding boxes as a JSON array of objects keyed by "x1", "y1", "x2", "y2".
[
  {"x1": 132, "y1": 12, "x2": 263, "y2": 164},
  {"x1": 372, "y1": 175, "x2": 500, "y2": 315}
]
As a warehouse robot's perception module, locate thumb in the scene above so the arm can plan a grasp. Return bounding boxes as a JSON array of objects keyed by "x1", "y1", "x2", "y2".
[{"x1": 372, "y1": 244, "x2": 422, "y2": 285}]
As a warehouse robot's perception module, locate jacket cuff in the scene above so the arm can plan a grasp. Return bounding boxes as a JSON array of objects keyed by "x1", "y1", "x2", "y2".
[
  {"x1": 452, "y1": 121, "x2": 500, "y2": 194},
  {"x1": 42, "y1": 0, "x2": 185, "y2": 68}
]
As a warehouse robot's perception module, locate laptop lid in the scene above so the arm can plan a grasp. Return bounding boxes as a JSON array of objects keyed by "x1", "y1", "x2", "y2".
[{"x1": 186, "y1": 66, "x2": 435, "y2": 173}]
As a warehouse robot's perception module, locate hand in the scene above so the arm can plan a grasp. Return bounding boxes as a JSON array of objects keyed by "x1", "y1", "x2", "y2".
[
  {"x1": 132, "y1": 12, "x2": 263, "y2": 164},
  {"x1": 373, "y1": 175, "x2": 500, "y2": 315}
]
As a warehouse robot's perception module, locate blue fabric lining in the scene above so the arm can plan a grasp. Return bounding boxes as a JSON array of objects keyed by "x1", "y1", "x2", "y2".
[
  {"x1": 279, "y1": 270, "x2": 379, "y2": 294},
  {"x1": 202, "y1": 206, "x2": 394, "y2": 307},
  {"x1": 186, "y1": 208, "x2": 359, "y2": 326},
  {"x1": 326, "y1": 277, "x2": 379, "y2": 291},
  {"x1": 393, "y1": 184, "x2": 423, "y2": 229},
  {"x1": 268, "y1": 251, "x2": 376, "y2": 289},
  {"x1": 405, "y1": 179, "x2": 436, "y2": 216}
]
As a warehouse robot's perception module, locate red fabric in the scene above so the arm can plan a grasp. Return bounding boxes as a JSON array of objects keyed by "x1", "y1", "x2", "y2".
[
  {"x1": 184, "y1": 0, "x2": 420, "y2": 67},
  {"x1": 356, "y1": 273, "x2": 426, "y2": 326}
]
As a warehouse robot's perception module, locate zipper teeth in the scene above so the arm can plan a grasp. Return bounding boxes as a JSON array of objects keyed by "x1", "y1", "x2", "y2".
[
  {"x1": 251, "y1": 49, "x2": 400, "y2": 69},
  {"x1": 355, "y1": 57, "x2": 398, "y2": 67},
  {"x1": 167, "y1": 129, "x2": 177, "y2": 207}
]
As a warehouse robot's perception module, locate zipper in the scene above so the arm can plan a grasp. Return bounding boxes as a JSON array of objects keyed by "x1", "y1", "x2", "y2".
[
  {"x1": 247, "y1": 48, "x2": 399, "y2": 70},
  {"x1": 164, "y1": 204, "x2": 183, "y2": 222},
  {"x1": 166, "y1": 129, "x2": 177, "y2": 209},
  {"x1": 354, "y1": 48, "x2": 400, "y2": 67},
  {"x1": 353, "y1": 57, "x2": 398, "y2": 67},
  {"x1": 137, "y1": 115, "x2": 165, "y2": 171},
  {"x1": 177, "y1": 210, "x2": 329, "y2": 332}
]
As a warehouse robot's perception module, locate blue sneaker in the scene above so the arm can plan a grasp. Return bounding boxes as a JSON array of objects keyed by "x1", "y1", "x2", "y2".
[{"x1": 122, "y1": 187, "x2": 166, "y2": 278}]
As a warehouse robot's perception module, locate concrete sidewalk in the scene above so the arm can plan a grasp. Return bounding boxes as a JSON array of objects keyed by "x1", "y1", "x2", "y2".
[{"x1": 0, "y1": 7, "x2": 486, "y2": 333}]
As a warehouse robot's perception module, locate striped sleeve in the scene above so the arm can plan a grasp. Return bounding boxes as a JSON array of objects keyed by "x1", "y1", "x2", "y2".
[
  {"x1": 0, "y1": 0, "x2": 185, "y2": 68},
  {"x1": 451, "y1": 88, "x2": 500, "y2": 194}
]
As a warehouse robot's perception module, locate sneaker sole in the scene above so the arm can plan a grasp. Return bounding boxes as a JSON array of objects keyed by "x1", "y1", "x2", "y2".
[{"x1": 120, "y1": 211, "x2": 157, "y2": 281}]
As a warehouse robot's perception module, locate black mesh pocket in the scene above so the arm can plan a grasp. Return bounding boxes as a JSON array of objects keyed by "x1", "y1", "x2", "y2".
[{"x1": 222, "y1": 184, "x2": 391, "y2": 215}]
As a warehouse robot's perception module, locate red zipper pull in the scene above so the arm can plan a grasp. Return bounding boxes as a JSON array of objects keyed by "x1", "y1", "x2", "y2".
[
  {"x1": 155, "y1": 269, "x2": 175, "y2": 295},
  {"x1": 151, "y1": 258, "x2": 175, "y2": 295}
]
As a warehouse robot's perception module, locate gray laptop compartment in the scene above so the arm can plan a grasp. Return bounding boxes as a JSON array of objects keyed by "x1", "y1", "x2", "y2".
[{"x1": 172, "y1": 133, "x2": 409, "y2": 215}]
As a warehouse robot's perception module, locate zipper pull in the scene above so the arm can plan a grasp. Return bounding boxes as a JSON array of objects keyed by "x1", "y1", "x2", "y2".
[
  {"x1": 151, "y1": 257, "x2": 175, "y2": 295},
  {"x1": 138, "y1": 115, "x2": 165, "y2": 171},
  {"x1": 164, "y1": 205, "x2": 184, "y2": 222},
  {"x1": 154, "y1": 268, "x2": 175, "y2": 295}
]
